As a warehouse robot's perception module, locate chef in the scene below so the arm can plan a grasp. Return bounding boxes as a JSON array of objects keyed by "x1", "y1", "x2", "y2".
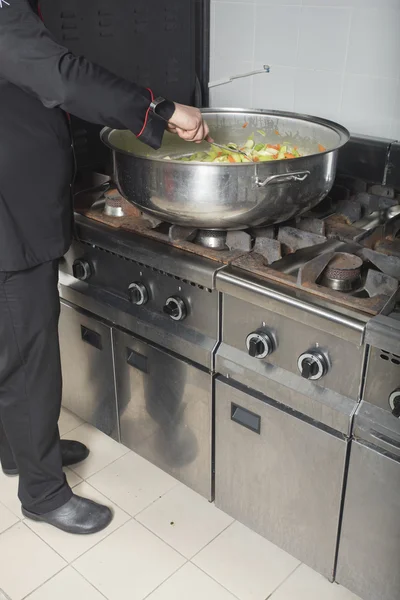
[{"x1": 0, "y1": 0, "x2": 210, "y2": 535}]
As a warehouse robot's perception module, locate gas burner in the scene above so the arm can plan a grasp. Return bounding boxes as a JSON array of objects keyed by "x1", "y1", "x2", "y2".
[
  {"x1": 103, "y1": 190, "x2": 125, "y2": 218},
  {"x1": 321, "y1": 253, "x2": 363, "y2": 292},
  {"x1": 195, "y1": 230, "x2": 228, "y2": 250}
]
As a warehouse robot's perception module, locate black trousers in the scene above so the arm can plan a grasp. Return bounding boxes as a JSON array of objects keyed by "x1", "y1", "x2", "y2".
[{"x1": 0, "y1": 261, "x2": 72, "y2": 513}]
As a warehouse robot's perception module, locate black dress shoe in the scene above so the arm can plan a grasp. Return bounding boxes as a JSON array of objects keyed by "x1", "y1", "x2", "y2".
[
  {"x1": 22, "y1": 494, "x2": 113, "y2": 534},
  {"x1": 1, "y1": 439, "x2": 89, "y2": 476}
]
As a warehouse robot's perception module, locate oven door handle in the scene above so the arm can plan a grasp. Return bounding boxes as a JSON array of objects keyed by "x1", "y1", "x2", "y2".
[
  {"x1": 231, "y1": 403, "x2": 261, "y2": 434},
  {"x1": 126, "y1": 347, "x2": 148, "y2": 374},
  {"x1": 80, "y1": 325, "x2": 103, "y2": 351}
]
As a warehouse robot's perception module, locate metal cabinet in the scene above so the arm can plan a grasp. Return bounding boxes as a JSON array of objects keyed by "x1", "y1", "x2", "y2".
[
  {"x1": 113, "y1": 328, "x2": 213, "y2": 500},
  {"x1": 337, "y1": 439, "x2": 400, "y2": 600},
  {"x1": 215, "y1": 377, "x2": 347, "y2": 580},
  {"x1": 59, "y1": 301, "x2": 119, "y2": 440}
]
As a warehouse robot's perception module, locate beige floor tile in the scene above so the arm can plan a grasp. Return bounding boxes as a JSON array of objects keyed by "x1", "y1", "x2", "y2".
[
  {"x1": 0, "y1": 501, "x2": 18, "y2": 534},
  {"x1": 74, "y1": 519, "x2": 185, "y2": 600},
  {"x1": 193, "y1": 521, "x2": 300, "y2": 600},
  {"x1": 137, "y1": 484, "x2": 233, "y2": 558},
  {"x1": 63, "y1": 423, "x2": 129, "y2": 479},
  {"x1": 146, "y1": 563, "x2": 238, "y2": 600},
  {"x1": 0, "y1": 522, "x2": 65, "y2": 600},
  {"x1": 0, "y1": 470, "x2": 21, "y2": 518},
  {"x1": 270, "y1": 564, "x2": 363, "y2": 600},
  {"x1": 58, "y1": 408, "x2": 84, "y2": 437},
  {"x1": 25, "y1": 566, "x2": 106, "y2": 600},
  {"x1": 23, "y1": 481, "x2": 130, "y2": 562},
  {"x1": 88, "y1": 451, "x2": 178, "y2": 516}
]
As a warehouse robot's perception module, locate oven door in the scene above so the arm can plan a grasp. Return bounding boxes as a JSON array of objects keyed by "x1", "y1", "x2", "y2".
[
  {"x1": 336, "y1": 404, "x2": 400, "y2": 600},
  {"x1": 59, "y1": 301, "x2": 119, "y2": 440},
  {"x1": 215, "y1": 376, "x2": 348, "y2": 580},
  {"x1": 113, "y1": 328, "x2": 213, "y2": 500}
]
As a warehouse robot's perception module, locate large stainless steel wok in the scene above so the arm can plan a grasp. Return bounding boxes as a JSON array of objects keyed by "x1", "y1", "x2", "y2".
[{"x1": 101, "y1": 109, "x2": 350, "y2": 230}]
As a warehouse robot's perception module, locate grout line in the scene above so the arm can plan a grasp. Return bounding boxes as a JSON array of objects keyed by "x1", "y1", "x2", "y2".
[
  {"x1": 70, "y1": 564, "x2": 110, "y2": 600},
  {"x1": 70, "y1": 516, "x2": 134, "y2": 565},
  {"x1": 189, "y1": 519, "x2": 235, "y2": 562},
  {"x1": 188, "y1": 561, "x2": 241, "y2": 600},
  {"x1": 21, "y1": 565, "x2": 70, "y2": 600},
  {"x1": 141, "y1": 560, "x2": 190, "y2": 600},
  {"x1": 337, "y1": 6, "x2": 354, "y2": 121},
  {"x1": 266, "y1": 562, "x2": 303, "y2": 599},
  {"x1": 68, "y1": 444, "x2": 131, "y2": 480}
]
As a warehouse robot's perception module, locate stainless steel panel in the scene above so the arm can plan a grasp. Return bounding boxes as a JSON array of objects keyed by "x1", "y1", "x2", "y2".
[
  {"x1": 216, "y1": 344, "x2": 355, "y2": 435},
  {"x1": 336, "y1": 441, "x2": 400, "y2": 600},
  {"x1": 216, "y1": 268, "x2": 366, "y2": 345},
  {"x1": 114, "y1": 328, "x2": 213, "y2": 500},
  {"x1": 365, "y1": 314, "x2": 400, "y2": 357},
  {"x1": 73, "y1": 214, "x2": 220, "y2": 290},
  {"x1": 364, "y1": 346, "x2": 400, "y2": 412},
  {"x1": 218, "y1": 293, "x2": 364, "y2": 400},
  {"x1": 59, "y1": 302, "x2": 119, "y2": 440},
  {"x1": 353, "y1": 401, "x2": 400, "y2": 458},
  {"x1": 215, "y1": 378, "x2": 347, "y2": 580},
  {"x1": 59, "y1": 272, "x2": 217, "y2": 370}
]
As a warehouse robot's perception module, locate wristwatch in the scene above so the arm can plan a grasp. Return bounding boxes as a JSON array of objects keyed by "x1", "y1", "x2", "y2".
[{"x1": 149, "y1": 97, "x2": 175, "y2": 121}]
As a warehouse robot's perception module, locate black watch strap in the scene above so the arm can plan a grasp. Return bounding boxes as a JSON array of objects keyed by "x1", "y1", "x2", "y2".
[{"x1": 150, "y1": 97, "x2": 175, "y2": 121}]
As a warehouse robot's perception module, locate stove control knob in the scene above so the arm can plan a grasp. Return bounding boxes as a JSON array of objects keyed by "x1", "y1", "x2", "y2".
[
  {"x1": 246, "y1": 332, "x2": 274, "y2": 359},
  {"x1": 128, "y1": 282, "x2": 148, "y2": 306},
  {"x1": 298, "y1": 351, "x2": 328, "y2": 381},
  {"x1": 72, "y1": 259, "x2": 93, "y2": 282},
  {"x1": 389, "y1": 390, "x2": 400, "y2": 418},
  {"x1": 163, "y1": 296, "x2": 187, "y2": 321}
]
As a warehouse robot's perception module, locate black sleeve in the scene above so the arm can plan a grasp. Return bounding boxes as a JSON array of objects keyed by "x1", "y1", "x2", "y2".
[{"x1": 0, "y1": 0, "x2": 174, "y2": 149}]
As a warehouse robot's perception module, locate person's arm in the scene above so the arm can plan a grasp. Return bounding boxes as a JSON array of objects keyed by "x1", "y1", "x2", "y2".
[{"x1": 0, "y1": 0, "x2": 176, "y2": 148}]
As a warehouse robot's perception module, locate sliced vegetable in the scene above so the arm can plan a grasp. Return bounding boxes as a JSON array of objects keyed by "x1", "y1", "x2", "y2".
[
  {"x1": 242, "y1": 122, "x2": 249, "y2": 128},
  {"x1": 167, "y1": 132, "x2": 321, "y2": 164}
]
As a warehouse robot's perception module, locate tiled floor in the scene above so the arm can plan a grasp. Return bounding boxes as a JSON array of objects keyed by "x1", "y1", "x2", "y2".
[{"x1": 0, "y1": 409, "x2": 362, "y2": 600}]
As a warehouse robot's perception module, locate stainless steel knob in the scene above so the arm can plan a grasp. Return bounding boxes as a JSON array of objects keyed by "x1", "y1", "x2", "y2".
[
  {"x1": 72, "y1": 259, "x2": 93, "y2": 282},
  {"x1": 128, "y1": 282, "x2": 149, "y2": 306},
  {"x1": 298, "y1": 351, "x2": 328, "y2": 381},
  {"x1": 389, "y1": 389, "x2": 400, "y2": 418},
  {"x1": 163, "y1": 296, "x2": 187, "y2": 321},
  {"x1": 246, "y1": 332, "x2": 274, "y2": 359}
]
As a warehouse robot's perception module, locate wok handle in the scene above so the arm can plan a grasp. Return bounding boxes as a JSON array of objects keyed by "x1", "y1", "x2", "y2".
[{"x1": 255, "y1": 170, "x2": 310, "y2": 188}]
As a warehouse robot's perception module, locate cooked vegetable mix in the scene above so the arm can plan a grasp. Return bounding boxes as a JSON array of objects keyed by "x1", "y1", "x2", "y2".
[{"x1": 165, "y1": 133, "x2": 327, "y2": 164}]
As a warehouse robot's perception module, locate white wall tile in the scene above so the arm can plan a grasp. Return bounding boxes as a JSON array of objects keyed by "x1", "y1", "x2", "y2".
[
  {"x1": 392, "y1": 82, "x2": 400, "y2": 140},
  {"x1": 346, "y1": 9, "x2": 400, "y2": 79},
  {"x1": 214, "y1": 2, "x2": 255, "y2": 68},
  {"x1": 294, "y1": 69, "x2": 343, "y2": 122},
  {"x1": 210, "y1": 61, "x2": 254, "y2": 108},
  {"x1": 340, "y1": 74, "x2": 398, "y2": 138},
  {"x1": 297, "y1": 8, "x2": 351, "y2": 72},
  {"x1": 255, "y1": 0, "x2": 302, "y2": 5},
  {"x1": 254, "y1": 6, "x2": 300, "y2": 68},
  {"x1": 252, "y1": 66, "x2": 296, "y2": 112},
  {"x1": 209, "y1": 0, "x2": 400, "y2": 138}
]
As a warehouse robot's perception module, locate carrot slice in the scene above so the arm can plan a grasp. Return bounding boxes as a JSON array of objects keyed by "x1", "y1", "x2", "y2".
[
  {"x1": 318, "y1": 144, "x2": 326, "y2": 152},
  {"x1": 227, "y1": 155, "x2": 236, "y2": 164},
  {"x1": 253, "y1": 157, "x2": 260, "y2": 162},
  {"x1": 285, "y1": 153, "x2": 295, "y2": 159},
  {"x1": 242, "y1": 122, "x2": 249, "y2": 129},
  {"x1": 274, "y1": 130, "x2": 280, "y2": 135}
]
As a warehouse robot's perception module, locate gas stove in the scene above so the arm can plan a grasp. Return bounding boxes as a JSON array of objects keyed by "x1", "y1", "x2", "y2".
[
  {"x1": 75, "y1": 173, "x2": 400, "y2": 315},
  {"x1": 57, "y1": 136, "x2": 400, "y2": 595}
]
